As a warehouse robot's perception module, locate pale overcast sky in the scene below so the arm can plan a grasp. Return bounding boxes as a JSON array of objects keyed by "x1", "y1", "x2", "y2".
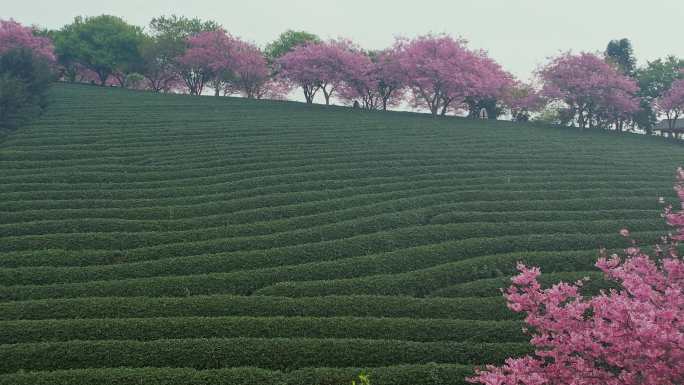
[{"x1": 3, "y1": 0, "x2": 684, "y2": 80}]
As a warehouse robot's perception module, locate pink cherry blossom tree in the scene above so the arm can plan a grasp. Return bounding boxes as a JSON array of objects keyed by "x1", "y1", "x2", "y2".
[
  {"x1": 539, "y1": 52, "x2": 640, "y2": 131},
  {"x1": 655, "y1": 79, "x2": 684, "y2": 130},
  {"x1": 277, "y1": 40, "x2": 355, "y2": 105},
  {"x1": 372, "y1": 49, "x2": 407, "y2": 110},
  {"x1": 177, "y1": 29, "x2": 235, "y2": 96},
  {"x1": 337, "y1": 48, "x2": 406, "y2": 110},
  {"x1": 223, "y1": 39, "x2": 288, "y2": 100},
  {"x1": 463, "y1": 52, "x2": 516, "y2": 119},
  {"x1": 469, "y1": 168, "x2": 684, "y2": 385},
  {"x1": 396, "y1": 34, "x2": 472, "y2": 115},
  {"x1": 0, "y1": 19, "x2": 55, "y2": 62},
  {"x1": 396, "y1": 34, "x2": 512, "y2": 117},
  {"x1": 503, "y1": 82, "x2": 545, "y2": 122}
]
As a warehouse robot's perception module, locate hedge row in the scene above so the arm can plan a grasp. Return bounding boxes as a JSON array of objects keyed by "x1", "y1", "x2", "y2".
[
  {"x1": 0, "y1": 170, "x2": 666, "y2": 203},
  {"x1": 0, "y1": 184, "x2": 667, "y2": 214},
  {"x1": 0, "y1": 209, "x2": 664, "y2": 256},
  {"x1": 0, "y1": 178, "x2": 461, "y2": 212},
  {"x1": 1, "y1": 157, "x2": 658, "y2": 185},
  {"x1": 0, "y1": 218, "x2": 661, "y2": 284},
  {"x1": 0, "y1": 364, "x2": 478, "y2": 385},
  {"x1": 0, "y1": 169, "x2": 668, "y2": 199},
  {"x1": 0, "y1": 338, "x2": 532, "y2": 373},
  {"x1": 0, "y1": 295, "x2": 514, "y2": 321},
  {"x1": 248, "y1": 232, "x2": 654, "y2": 298},
  {"x1": 0, "y1": 220, "x2": 659, "y2": 287},
  {"x1": 430, "y1": 271, "x2": 613, "y2": 298},
  {"x1": 0, "y1": 204, "x2": 657, "y2": 240},
  {"x1": 3, "y1": 148, "x2": 521, "y2": 178},
  {"x1": 0, "y1": 182, "x2": 448, "y2": 224},
  {"x1": 0, "y1": 316, "x2": 525, "y2": 345},
  {"x1": 0, "y1": 191, "x2": 664, "y2": 234},
  {"x1": 3, "y1": 139, "x2": 662, "y2": 172},
  {"x1": 252, "y1": 248, "x2": 605, "y2": 297},
  {"x1": 0, "y1": 205, "x2": 437, "y2": 254},
  {"x1": 0, "y1": 232, "x2": 654, "y2": 301},
  {"x1": 0, "y1": 177, "x2": 665, "y2": 213}
]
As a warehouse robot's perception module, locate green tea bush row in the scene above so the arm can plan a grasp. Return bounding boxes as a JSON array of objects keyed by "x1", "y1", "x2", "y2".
[
  {"x1": 0, "y1": 220, "x2": 660, "y2": 286},
  {"x1": 0, "y1": 232, "x2": 657, "y2": 300},
  {"x1": 0, "y1": 184, "x2": 666, "y2": 213},
  {"x1": 0, "y1": 156, "x2": 656, "y2": 185},
  {"x1": 0, "y1": 316, "x2": 525, "y2": 344},
  {"x1": 252, "y1": 249, "x2": 606, "y2": 297},
  {"x1": 0, "y1": 337, "x2": 532, "y2": 373},
  {"x1": 0, "y1": 364, "x2": 477, "y2": 385},
  {"x1": 0, "y1": 295, "x2": 513, "y2": 321},
  {"x1": 0, "y1": 190, "x2": 663, "y2": 231},
  {"x1": 430, "y1": 271, "x2": 612, "y2": 297}
]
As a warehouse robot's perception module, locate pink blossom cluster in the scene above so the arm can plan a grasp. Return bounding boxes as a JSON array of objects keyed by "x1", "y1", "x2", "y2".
[
  {"x1": 539, "y1": 52, "x2": 640, "y2": 129},
  {"x1": 502, "y1": 82, "x2": 545, "y2": 121},
  {"x1": 655, "y1": 79, "x2": 684, "y2": 129},
  {"x1": 179, "y1": 29, "x2": 287, "y2": 98},
  {"x1": 469, "y1": 169, "x2": 684, "y2": 385},
  {"x1": 277, "y1": 39, "x2": 357, "y2": 105},
  {"x1": 0, "y1": 19, "x2": 55, "y2": 62},
  {"x1": 336, "y1": 48, "x2": 407, "y2": 110},
  {"x1": 394, "y1": 34, "x2": 514, "y2": 116}
]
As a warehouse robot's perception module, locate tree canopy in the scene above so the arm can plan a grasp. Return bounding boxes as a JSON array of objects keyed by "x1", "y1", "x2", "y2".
[
  {"x1": 265, "y1": 30, "x2": 320, "y2": 63},
  {"x1": 54, "y1": 15, "x2": 144, "y2": 85}
]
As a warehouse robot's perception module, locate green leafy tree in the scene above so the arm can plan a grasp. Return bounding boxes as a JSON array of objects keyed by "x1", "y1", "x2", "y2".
[
  {"x1": 605, "y1": 38, "x2": 636, "y2": 76},
  {"x1": 54, "y1": 15, "x2": 144, "y2": 86},
  {"x1": 148, "y1": 15, "x2": 220, "y2": 56},
  {"x1": 0, "y1": 48, "x2": 52, "y2": 130},
  {"x1": 636, "y1": 56, "x2": 684, "y2": 100},
  {"x1": 634, "y1": 56, "x2": 684, "y2": 133},
  {"x1": 136, "y1": 35, "x2": 180, "y2": 92},
  {"x1": 145, "y1": 15, "x2": 220, "y2": 94},
  {"x1": 264, "y1": 30, "x2": 320, "y2": 63}
]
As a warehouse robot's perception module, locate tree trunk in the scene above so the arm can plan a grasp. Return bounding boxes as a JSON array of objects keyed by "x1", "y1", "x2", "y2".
[
  {"x1": 440, "y1": 104, "x2": 448, "y2": 116},
  {"x1": 303, "y1": 88, "x2": 313, "y2": 104}
]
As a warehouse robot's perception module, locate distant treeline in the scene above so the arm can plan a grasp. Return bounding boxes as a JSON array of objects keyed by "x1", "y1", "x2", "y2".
[{"x1": 1, "y1": 16, "x2": 683, "y2": 132}]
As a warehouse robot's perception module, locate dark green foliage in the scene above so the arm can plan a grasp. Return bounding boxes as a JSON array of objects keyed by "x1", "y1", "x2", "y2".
[
  {"x1": 605, "y1": 38, "x2": 636, "y2": 75},
  {"x1": 54, "y1": 15, "x2": 144, "y2": 86},
  {"x1": 634, "y1": 55, "x2": 684, "y2": 132},
  {"x1": 265, "y1": 30, "x2": 320, "y2": 62},
  {"x1": 0, "y1": 49, "x2": 51, "y2": 130}
]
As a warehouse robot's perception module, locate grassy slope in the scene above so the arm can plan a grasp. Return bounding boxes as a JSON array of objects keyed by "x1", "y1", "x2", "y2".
[{"x1": 0, "y1": 84, "x2": 681, "y2": 384}]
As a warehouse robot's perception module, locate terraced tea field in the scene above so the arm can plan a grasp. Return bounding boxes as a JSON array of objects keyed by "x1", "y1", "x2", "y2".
[{"x1": 0, "y1": 84, "x2": 681, "y2": 385}]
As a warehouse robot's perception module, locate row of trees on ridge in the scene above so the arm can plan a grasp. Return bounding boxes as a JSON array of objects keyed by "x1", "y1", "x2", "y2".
[{"x1": 1, "y1": 15, "x2": 684, "y2": 134}]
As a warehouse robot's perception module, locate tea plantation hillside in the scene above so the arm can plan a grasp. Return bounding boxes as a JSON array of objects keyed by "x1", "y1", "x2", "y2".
[{"x1": 0, "y1": 84, "x2": 681, "y2": 385}]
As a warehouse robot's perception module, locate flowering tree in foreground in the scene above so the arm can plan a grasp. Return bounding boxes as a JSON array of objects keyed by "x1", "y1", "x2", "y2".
[
  {"x1": 539, "y1": 52, "x2": 640, "y2": 131},
  {"x1": 469, "y1": 169, "x2": 684, "y2": 385},
  {"x1": 655, "y1": 78, "x2": 684, "y2": 130},
  {"x1": 0, "y1": 19, "x2": 55, "y2": 62}
]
